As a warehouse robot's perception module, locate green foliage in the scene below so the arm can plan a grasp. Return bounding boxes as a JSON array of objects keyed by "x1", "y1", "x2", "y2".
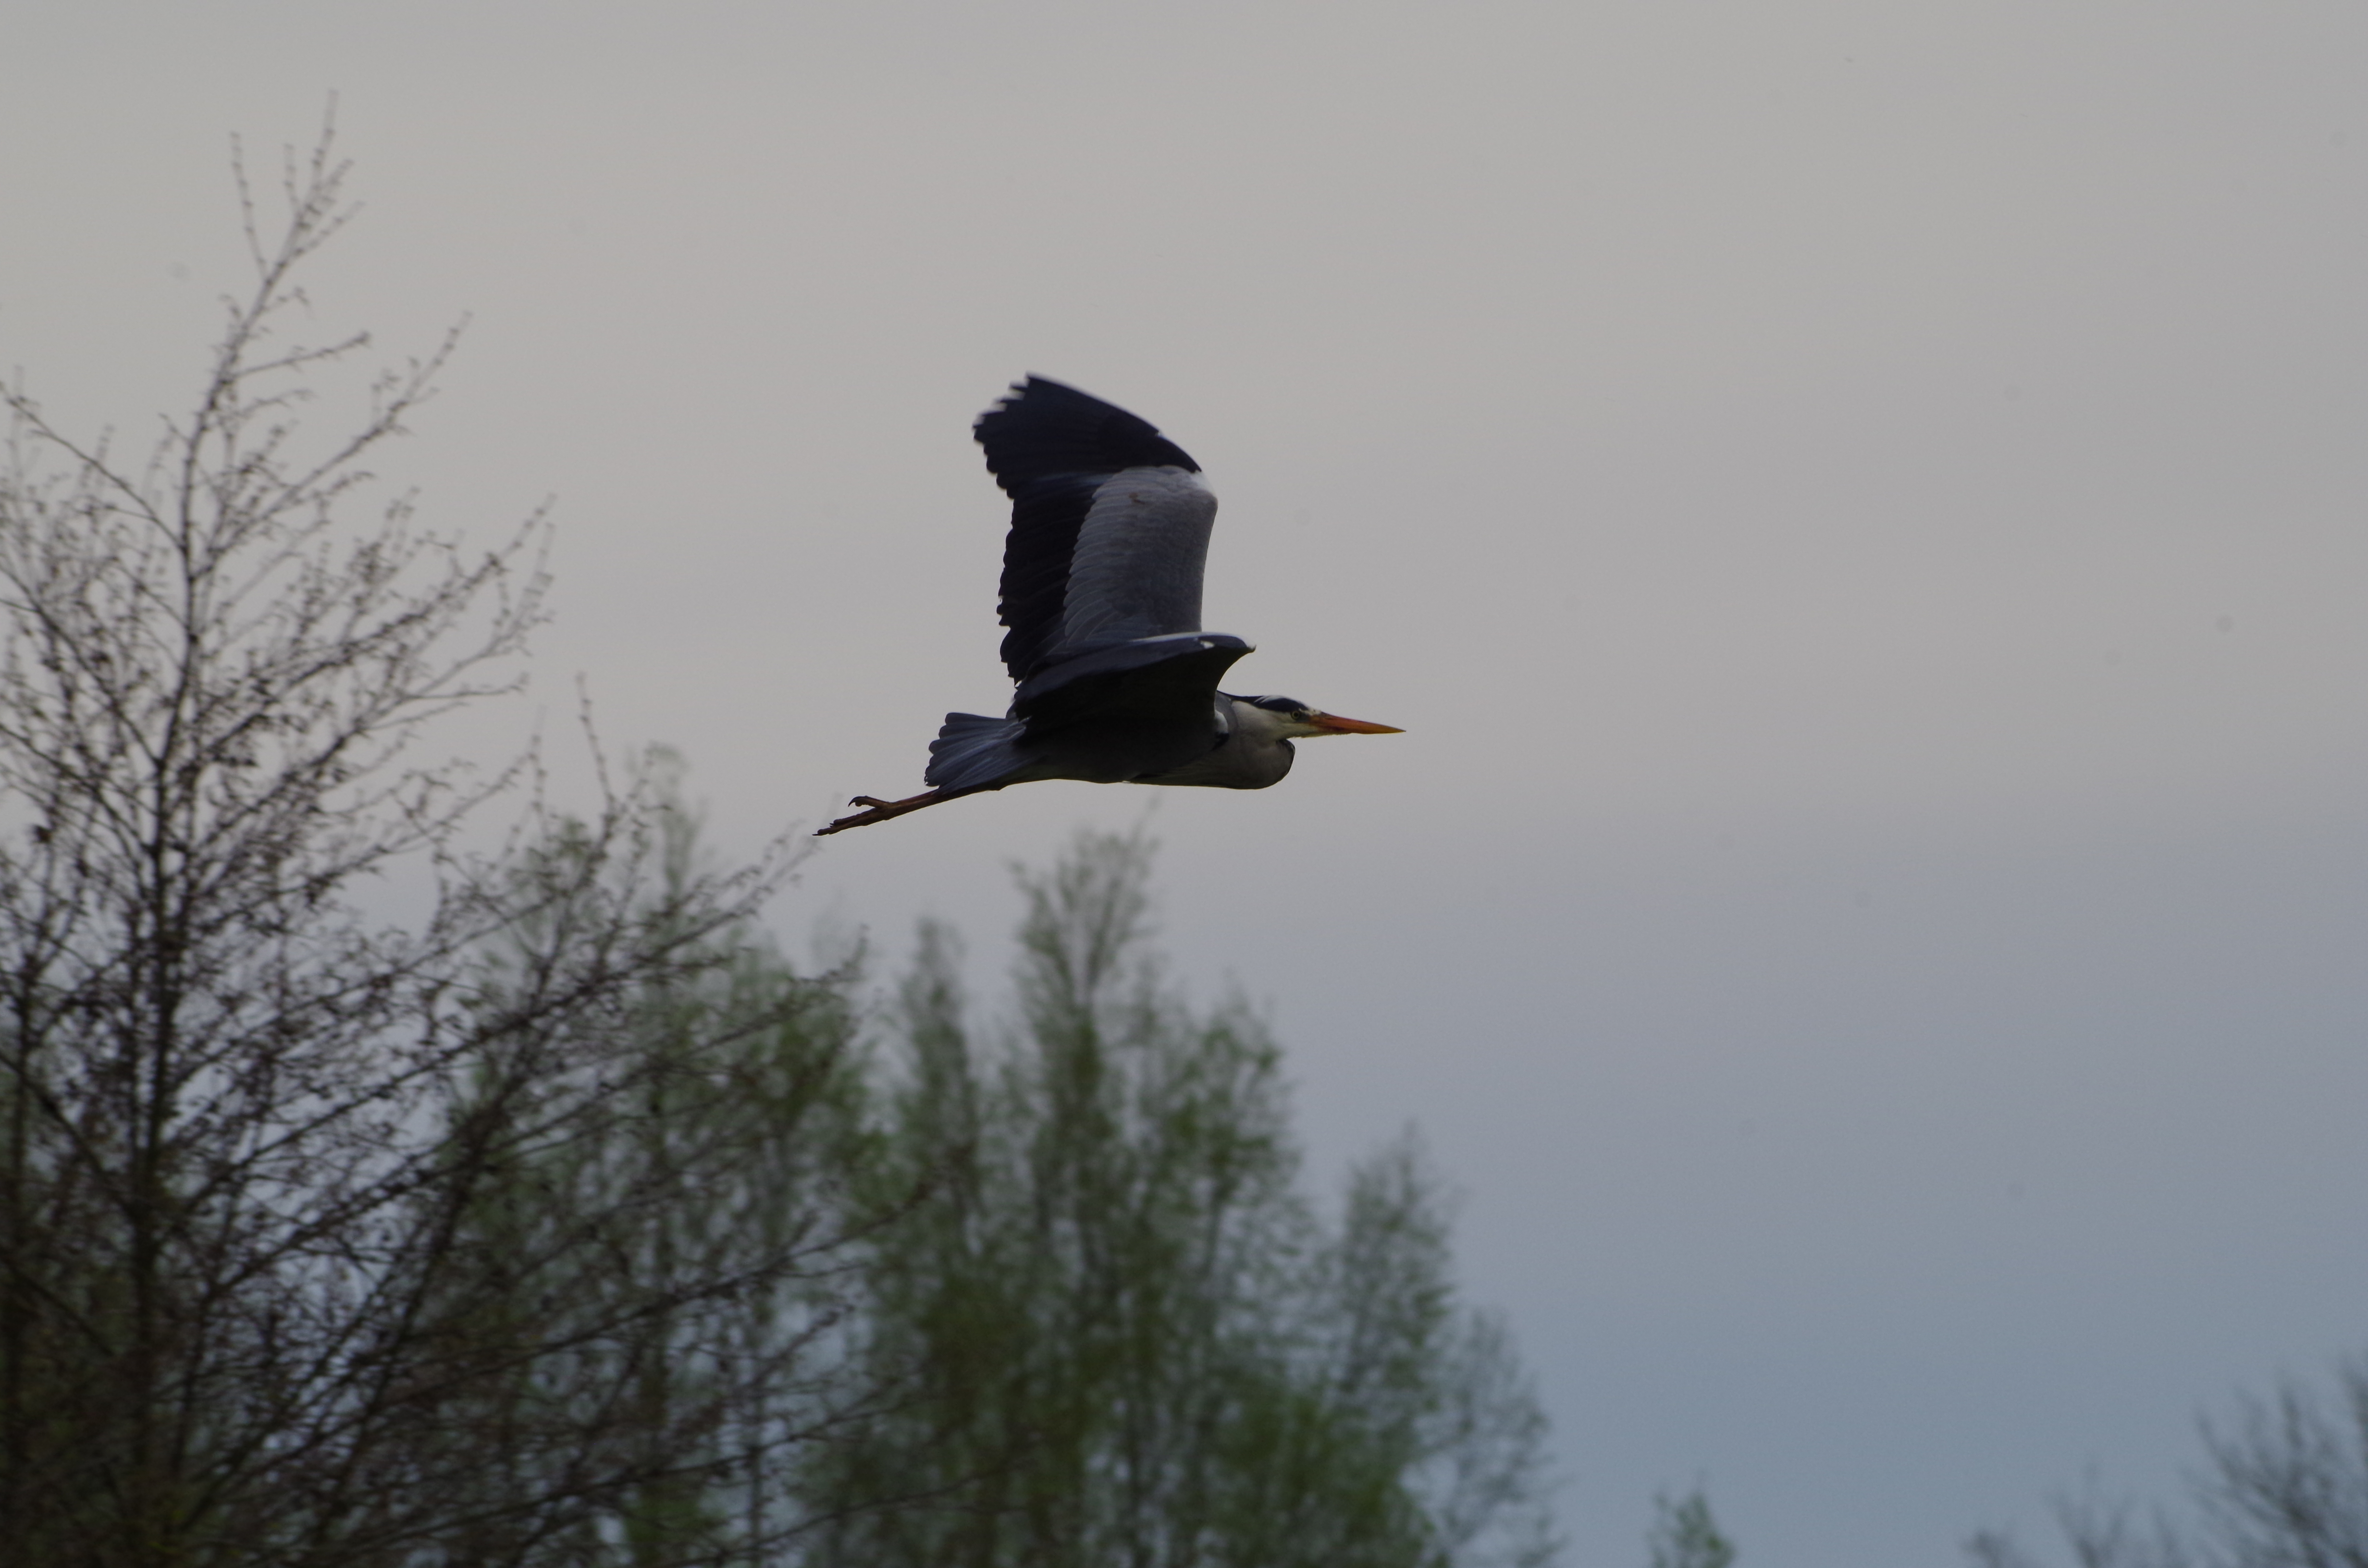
[
  {"x1": 0, "y1": 129, "x2": 1561, "y2": 1566},
  {"x1": 800, "y1": 830, "x2": 1559, "y2": 1568},
  {"x1": 373, "y1": 762, "x2": 883, "y2": 1566},
  {"x1": 1648, "y1": 1489, "x2": 1736, "y2": 1568}
]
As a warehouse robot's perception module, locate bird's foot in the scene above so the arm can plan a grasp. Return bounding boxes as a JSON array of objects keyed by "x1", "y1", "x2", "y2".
[{"x1": 816, "y1": 788, "x2": 950, "y2": 836}]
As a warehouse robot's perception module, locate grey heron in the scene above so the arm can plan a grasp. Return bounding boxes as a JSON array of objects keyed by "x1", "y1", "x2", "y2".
[{"x1": 817, "y1": 377, "x2": 1400, "y2": 835}]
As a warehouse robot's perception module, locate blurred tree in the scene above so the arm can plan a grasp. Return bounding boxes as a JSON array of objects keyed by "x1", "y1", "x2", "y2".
[
  {"x1": 345, "y1": 769, "x2": 891, "y2": 1567},
  {"x1": 1648, "y1": 1497, "x2": 1743, "y2": 1563},
  {"x1": 1647, "y1": 1489, "x2": 1736, "y2": 1568},
  {"x1": 0, "y1": 130, "x2": 875, "y2": 1566},
  {"x1": 1969, "y1": 1358, "x2": 2368, "y2": 1568},
  {"x1": 2188, "y1": 1363, "x2": 2368, "y2": 1567},
  {"x1": 0, "y1": 122, "x2": 1568, "y2": 1568},
  {"x1": 798, "y1": 831, "x2": 1561, "y2": 1568}
]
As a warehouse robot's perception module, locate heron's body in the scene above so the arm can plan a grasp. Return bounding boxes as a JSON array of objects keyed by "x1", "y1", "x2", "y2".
[{"x1": 818, "y1": 379, "x2": 1396, "y2": 835}]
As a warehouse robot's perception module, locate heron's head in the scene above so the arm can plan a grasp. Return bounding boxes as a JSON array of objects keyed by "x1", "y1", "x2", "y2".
[{"x1": 1226, "y1": 694, "x2": 1404, "y2": 743}]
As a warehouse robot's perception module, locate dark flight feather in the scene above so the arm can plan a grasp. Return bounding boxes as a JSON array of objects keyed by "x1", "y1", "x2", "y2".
[{"x1": 976, "y1": 377, "x2": 1203, "y2": 680}]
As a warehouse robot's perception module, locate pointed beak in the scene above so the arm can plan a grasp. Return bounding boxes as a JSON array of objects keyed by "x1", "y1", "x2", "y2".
[{"x1": 1305, "y1": 711, "x2": 1405, "y2": 735}]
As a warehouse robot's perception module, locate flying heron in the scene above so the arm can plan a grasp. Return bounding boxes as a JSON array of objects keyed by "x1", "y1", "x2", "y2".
[{"x1": 817, "y1": 377, "x2": 1400, "y2": 835}]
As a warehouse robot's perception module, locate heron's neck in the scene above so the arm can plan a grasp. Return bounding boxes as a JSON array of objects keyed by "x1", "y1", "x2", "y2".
[{"x1": 1222, "y1": 698, "x2": 1293, "y2": 747}]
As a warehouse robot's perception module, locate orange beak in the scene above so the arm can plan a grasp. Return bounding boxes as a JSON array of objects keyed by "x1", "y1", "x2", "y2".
[{"x1": 1306, "y1": 711, "x2": 1405, "y2": 735}]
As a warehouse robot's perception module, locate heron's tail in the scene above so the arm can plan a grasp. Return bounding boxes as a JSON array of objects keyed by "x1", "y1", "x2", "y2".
[{"x1": 925, "y1": 713, "x2": 1029, "y2": 793}]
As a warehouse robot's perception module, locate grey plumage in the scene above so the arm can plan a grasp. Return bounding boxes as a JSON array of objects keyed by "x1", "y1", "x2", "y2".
[
  {"x1": 1052, "y1": 467, "x2": 1218, "y2": 657},
  {"x1": 1134, "y1": 697, "x2": 1308, "y2": 790},
  {"x1": 818, "y1": 378, "x2": 1397, "y2": 836}
]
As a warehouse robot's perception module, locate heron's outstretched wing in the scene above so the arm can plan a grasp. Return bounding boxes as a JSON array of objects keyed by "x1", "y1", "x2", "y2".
[
  {"x1": 975, "y1": 377, "x2": 1218, "y2": 681},
  {"x1": 1011, "y1": 633, "x2": 1253, "y2": 732},
  {"x1": 924, "y1": 635, "x2": 1253, "y2": 794}
]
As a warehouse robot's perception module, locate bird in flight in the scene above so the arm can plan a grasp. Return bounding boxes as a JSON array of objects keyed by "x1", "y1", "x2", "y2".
[{"x1": 817, "y1": 377, "x2": 1400, "y2": 835}]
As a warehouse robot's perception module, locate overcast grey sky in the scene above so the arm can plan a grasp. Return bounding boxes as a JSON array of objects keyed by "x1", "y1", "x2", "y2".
[{"x1": 6, "y1": 3, "x2": 2365, "y2": 1561}]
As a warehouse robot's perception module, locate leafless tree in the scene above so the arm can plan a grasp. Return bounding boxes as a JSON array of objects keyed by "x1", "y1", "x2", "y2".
[
  {"x1": 1970, "y1": 1362, "x2": 2368, "y2": 1568},
  {"x1": 2192, "y1": 1364, "x2": 2368, "y2": 1568},
  {"x1": 0, "y1": 128, "x2": 879, "y2": 1567}
]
